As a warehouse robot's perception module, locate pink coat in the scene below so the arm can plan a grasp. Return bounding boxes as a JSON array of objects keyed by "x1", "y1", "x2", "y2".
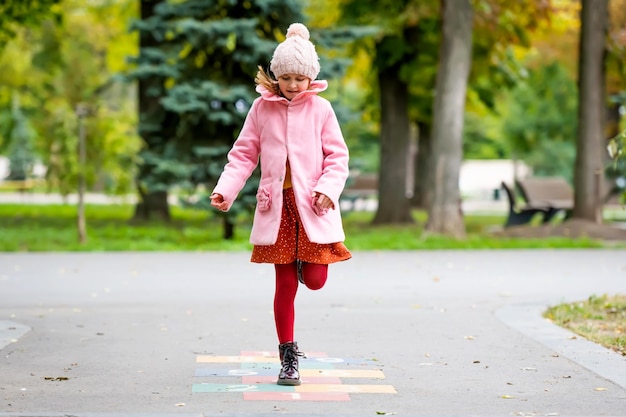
[{"x1": 212, "y1": 80, "x2": 349, "y2": 245}]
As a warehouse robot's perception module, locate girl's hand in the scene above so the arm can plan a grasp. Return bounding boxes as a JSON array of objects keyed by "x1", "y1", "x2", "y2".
[
  {"x1": 312, "y1": 192, "x2": 334, "y2": 211},
  {"x1": 210, "y1": 193, "x2": 229, "y2": 212}
]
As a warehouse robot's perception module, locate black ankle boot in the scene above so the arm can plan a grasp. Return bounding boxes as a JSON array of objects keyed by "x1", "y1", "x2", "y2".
[{"x1": 277, "y1": 341, "x2": 303, "y2": 386}]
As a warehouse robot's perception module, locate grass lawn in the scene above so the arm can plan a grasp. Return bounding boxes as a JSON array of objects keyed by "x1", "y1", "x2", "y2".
[
  {"x1": 0, "y1": 203, "x2": 615, "y2": 251},
  {"x1": 544, "y1": 294, "x2": 626, "y2": 357}
]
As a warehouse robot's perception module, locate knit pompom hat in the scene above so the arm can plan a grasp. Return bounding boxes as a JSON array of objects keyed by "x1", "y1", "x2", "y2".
[{"x1": 270, "y1": 23, "x2": 320, "y2": 80}]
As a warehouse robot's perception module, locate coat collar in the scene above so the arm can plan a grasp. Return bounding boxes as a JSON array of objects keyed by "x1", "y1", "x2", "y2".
[{"x1": 256, "y1": 80, "x2": 328, "y2": 105}]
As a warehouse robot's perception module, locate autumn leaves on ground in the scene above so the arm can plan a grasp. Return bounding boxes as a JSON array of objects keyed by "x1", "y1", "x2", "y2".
[{"x1": 545, "y1": 294, "x2": 626, "y2": 357}]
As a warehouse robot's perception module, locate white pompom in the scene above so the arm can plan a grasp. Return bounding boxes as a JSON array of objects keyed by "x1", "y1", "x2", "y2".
[{"x1": 286, "y1": 23, "x2": 310, "y2": 40}]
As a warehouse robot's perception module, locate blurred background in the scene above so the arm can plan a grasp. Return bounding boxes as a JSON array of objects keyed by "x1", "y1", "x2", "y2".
[{"x1": 0, "y1": 0, "x2": 625, "y2": 245}]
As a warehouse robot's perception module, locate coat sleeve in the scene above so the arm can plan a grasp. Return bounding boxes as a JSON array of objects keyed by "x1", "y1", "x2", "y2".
[
  {"x1": 212, "y1": 100, "x2": 261, "y2": 210},
  {"x1": 313, "y1": 100, "x2": 350, "y2": 207}
]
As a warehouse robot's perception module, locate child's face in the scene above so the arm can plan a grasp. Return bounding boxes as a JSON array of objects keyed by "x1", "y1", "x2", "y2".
[{"x1": 277, "y1": 73, "x2": 311, "y2": 100}]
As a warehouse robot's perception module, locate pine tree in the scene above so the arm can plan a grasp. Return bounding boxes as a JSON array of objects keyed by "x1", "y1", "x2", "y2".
[
  {"x1": 128, "y1": 0, "x2": 303, "y2": 238},
  {"x1": 6, "y1": 93, "x2": 36, "y2": 181}
]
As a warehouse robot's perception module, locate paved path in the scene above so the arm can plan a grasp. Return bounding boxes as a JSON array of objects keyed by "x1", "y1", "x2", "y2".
[{"x1": 1, "y1": 250, "x2": 625, "y2": 417}]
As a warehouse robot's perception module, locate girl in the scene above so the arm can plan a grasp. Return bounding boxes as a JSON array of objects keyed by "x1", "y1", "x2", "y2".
[{"x1": 210, "y1": 23, "x2": 351, "y2": 386}]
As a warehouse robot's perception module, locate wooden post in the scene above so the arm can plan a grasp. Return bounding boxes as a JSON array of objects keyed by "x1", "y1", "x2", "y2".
[
  {"x1": 76, "y1": 103, "x2": 88, "y2": 244},
  {"x1": 595, "y1": 169, "x2": 602, "y2": 224}
]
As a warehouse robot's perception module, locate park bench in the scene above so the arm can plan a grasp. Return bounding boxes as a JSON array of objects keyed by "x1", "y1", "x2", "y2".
[
  {"x1": 515, "y1": 176, "x2": 573, "y2": 221},
  {"x1": 341, "y1": 173, "x2": 378, "y2": 211},
  {"x1": 500, "y1": 181, "x2": 555, "y2": 227}
]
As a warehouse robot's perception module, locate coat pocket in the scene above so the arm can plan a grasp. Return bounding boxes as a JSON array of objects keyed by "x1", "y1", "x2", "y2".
[{"x1": 256, "y1": 186, "x2": 272, "y2": 211}]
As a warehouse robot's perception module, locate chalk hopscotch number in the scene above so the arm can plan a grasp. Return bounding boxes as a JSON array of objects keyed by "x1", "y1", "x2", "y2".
[
  {"x1": 314, "y1": 357, "x2": 343, "y2": 363},
  {"x1": 225, "y1": 384, "x2": 258, "y2": 392},
  {"x1": 227, "y1": 369, "x2": 258, "y2": 376}
]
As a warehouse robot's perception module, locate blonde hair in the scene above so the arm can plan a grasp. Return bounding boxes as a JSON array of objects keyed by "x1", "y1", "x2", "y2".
[{"x1": 255, "y1": 66, "x2": 280, "y2": 95}]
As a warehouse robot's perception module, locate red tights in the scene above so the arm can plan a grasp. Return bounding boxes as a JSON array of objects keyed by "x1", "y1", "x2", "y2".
[{"x1": 274, "y1": 262, "x2": 328, "y2": 344}]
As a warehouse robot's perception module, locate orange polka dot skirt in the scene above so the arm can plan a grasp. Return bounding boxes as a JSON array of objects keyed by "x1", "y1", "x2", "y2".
[{"x1": 251, "y1": 188, "x2": 352, "y2": 265}]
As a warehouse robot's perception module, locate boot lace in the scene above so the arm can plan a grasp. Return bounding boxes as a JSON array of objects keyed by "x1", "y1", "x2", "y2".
[{"x1": 282, "y1": 345, "x2": 304, "y2": 371}]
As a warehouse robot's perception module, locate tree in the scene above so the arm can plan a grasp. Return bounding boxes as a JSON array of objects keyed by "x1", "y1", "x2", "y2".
[
  {"x1": 128, "y1": 0, "x2": 303, "y2": 237},
  {"x1": 132, "y1": 0, "x2": 172, "y2": 221},
  {"x1": 5, "y1": 93, "x2": 36, "y2": 180},
  {"x1": 0, "y1": 0, "x2": 140, "y2": 198},
  {"x1": 425, "y1": 0, "x2": 473, "y2": 238},
  {"x1": 0, "y1": 0, "x2": 61, "y2": 49},
  {"x1": 572, "y1": 0, "x2": 608, "y2": 223},
  {"x1": 334, "y1": 1, "x2": 554, "y2": 226},
  {"x1": 372, "y1": 28, "x2": 421, "y2": 224},
  {"x1": 337, "y1": 1, "x2": 440, "y2": 225}
]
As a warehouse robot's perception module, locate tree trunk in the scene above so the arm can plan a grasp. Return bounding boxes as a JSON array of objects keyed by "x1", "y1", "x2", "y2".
[
  {"x1": 425, "y1": 0, "x2": 473, "y2": 238},
  {"x1": 133, "y1": 0, "x2": 171, "y2": 222},
  {"x1": 412, "y1": 121, "x2": 432, "y2": 209},
  {"x1": 572, "y1": 0, "x2": 608, "y2": 223},
  {"x1": 133, "y1": 189, "x2": 170, "y2": 221},
  {"x1": 372, "y1": 55, "x2": 414, "y2": 225},
  {"x1": 223, "y1": 217, "x2": 234, "y2": 240}
]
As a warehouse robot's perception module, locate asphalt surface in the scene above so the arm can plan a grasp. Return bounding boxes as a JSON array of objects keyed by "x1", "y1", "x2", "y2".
[{"x1": 1, "y1": 250, "x2": 626, "y2": 417}]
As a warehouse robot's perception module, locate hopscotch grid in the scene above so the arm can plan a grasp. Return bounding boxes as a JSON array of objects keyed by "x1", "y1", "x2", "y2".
[{"x1": 192, "y1": 351, "x2": 396, "y2": 401}]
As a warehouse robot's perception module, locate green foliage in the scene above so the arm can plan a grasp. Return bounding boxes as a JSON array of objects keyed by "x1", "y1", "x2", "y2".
[
  {"x1": 500, "y1": 62, "x2": 578, "y2": 181},
  {"x1": 471, "y1": 0, "x2": 554, "y2": 109},
  {"x1": 463, "y1": 110, "x2": 508, "y2": 159},
  {"x1": 339, "y1": 0, "x2": 440, "y2": 117},
  {"x1": 0, "y1": 0, "x2": 142, "y2": 196},
  {"x1": 607, "y1": 122, "x2": 626, "y2": 202},
  {"x1": 312, "y1": 25, "x2": 379, "y2": 80},
  {"x1": 0, "y1": 0, "x2": 61, "y2": 48}
]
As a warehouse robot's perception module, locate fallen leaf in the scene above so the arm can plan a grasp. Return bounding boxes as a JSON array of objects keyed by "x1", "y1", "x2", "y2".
[
  {"x1": 43, "y1": 377, "x2": 69, "y2": 381},
  {"x1": 500, "y1": 395, "x2": 515, "y2": 399},
  {"x1": 464, "y1": 335, "x2": 475, "y2": 340},
  {"x1": 175, "y1": 402, "x2": 186, "y2": 407},
  {"x1": 594, "y1": 387, "x2": 608, "y2": 391}
]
